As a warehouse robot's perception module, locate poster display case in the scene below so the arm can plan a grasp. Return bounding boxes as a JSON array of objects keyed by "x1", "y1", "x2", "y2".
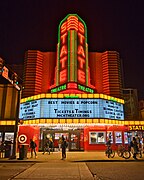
[
  {"x1": 124, "y1": 132, "x2": 128, "y2": 144},
  {"x1": 115, "y1": 131, "x2": 122, "y2": 144},
  {"x1": 107, "y1": 131, "x2": 113, "y2": 143},
  {"x1": 89, "y1": 132, "x2": 106, "y2": 144}
]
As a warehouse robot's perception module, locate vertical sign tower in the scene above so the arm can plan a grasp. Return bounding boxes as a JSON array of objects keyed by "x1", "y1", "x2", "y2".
[{"x1": 51, "y1": 14, "x2": 94, "y2": 93}]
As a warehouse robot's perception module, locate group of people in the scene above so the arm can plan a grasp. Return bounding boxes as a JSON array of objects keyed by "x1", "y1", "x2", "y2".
[
  {"x1": 42, "y1": 135, "x2": 68, "y2": 160},
  {"x1": 106, "y1": 134, "x2": 143, "y2": 160},
  {"x1": 130, "y1": 135, "x2": 143, "y2": 159},
  {"x1": 29, "y1": 135, "x2": 68, "y2": 160},
  {"x1": 42, "y1": 138, "x2": 54, "y2": 155}
]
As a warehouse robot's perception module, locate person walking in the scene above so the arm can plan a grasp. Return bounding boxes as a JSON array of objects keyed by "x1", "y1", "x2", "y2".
[
  {"x1": 42, "y1": 138, "x2": 50, "y2": 155},
  {"x1": 30, "y1": 139, "x2": 37, "y2": 158},
  {"x1": 61, "y1": 135, "x2": 68, "y2": 160}
]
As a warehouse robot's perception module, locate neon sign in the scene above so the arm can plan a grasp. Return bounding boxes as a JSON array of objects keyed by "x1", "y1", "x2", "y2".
[
  {"x1": 129, "y1": 125, "x2": 144, "y2": 131},
  {"x1": 55, "y1": 14, "x2": 89, "y2": 88},
  {"x1": 50, "y1": 83, "x2": 94, "y2": 93}
]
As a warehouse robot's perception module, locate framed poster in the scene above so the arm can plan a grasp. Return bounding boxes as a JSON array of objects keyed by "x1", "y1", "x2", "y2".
[
  {"x1": 89, "y1": 132, "x2": 97, "y2": 144},
  {"x1": 107, "y1": 131, "x2": 113, "y2": 143},
  {"x1": 115, "y1": 131, "x2": 122, "y2": 144},
  {"x1": 124, "y1": 132, "x2": 128, "y2": 144}
]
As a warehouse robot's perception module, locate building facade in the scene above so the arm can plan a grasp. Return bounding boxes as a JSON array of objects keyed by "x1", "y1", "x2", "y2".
[{"x1": 1, "y1": 14, "x2": 143, "y2": 152}]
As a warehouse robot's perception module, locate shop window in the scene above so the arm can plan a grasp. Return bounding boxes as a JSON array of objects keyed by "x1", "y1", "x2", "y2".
[
  {"x1": 115, "y1": 131, "x2": 122, "y2": 144},
  {"x1": 89, "y1": 132, "x2": 106, "y2": 144},
  {"x1": 4, "y1": 132, "x2": 14, "y2": 143}
]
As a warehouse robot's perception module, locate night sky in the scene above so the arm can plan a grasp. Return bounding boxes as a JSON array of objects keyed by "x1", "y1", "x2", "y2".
[{"x1": 0, "y1": 1, "x2": 144, "y2": 99}]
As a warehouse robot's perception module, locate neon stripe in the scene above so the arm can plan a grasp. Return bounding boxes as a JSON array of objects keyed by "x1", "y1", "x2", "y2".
[
  {"x1": 86, "y1": 43, "x2": 88, "y2": 85},
  {"x1": 72, "y1": 31, "x2": 75, "y2": 81},
  {"x1": 74, "y1": 31, "x2": 77, "y2": 82},
  {"x1": 68, "y1": 31, "x2": 70, "y2": 81},
  {"x1": 56, "y1": 43, "x2": 60, "y2": 86}
]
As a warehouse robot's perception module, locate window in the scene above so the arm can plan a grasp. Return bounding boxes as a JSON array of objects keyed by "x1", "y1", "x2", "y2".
[{"x1": 89, "y1": 132, "x2": 106, "y2": 144}]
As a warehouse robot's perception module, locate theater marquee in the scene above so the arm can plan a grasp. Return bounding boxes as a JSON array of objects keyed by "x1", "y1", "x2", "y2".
[{"x1": 19, "y1": 98, "x2": 124, "y2": 120}]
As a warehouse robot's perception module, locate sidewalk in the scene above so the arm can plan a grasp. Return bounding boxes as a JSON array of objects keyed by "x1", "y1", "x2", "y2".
[{"x1": 1, "y1": 151, "x2": 144, "y2": 162}]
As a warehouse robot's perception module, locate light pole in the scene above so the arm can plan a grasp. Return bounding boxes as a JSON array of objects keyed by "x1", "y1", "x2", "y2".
[{"x1": 10, "y1": 86, "x2": 22, "y2": 159}]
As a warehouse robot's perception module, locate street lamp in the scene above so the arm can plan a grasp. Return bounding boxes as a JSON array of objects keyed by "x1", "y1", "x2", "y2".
[{"x1": 10, "y1": 85, "x2": 22, "y2": 159}]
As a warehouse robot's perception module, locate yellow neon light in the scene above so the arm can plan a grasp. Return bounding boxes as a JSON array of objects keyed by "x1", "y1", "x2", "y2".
[
  {"x1": 67, "y1": 119, "x2": 73, "y2": 123},
  {"x1": 80, "y1": 119, "x2": 86, "y2": 123},
  {"x1": 88, "y1": 94, "x2": 94, "y2": 98},
  {"x1": 73, "y1": 119, "x2": 79, "y2": 123},
  {"x1": 20, "y1": 93, "x2": 124, "y2": 104}
]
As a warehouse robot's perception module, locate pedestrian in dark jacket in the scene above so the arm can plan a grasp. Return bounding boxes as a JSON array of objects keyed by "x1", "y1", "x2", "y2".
[
  {"x1": 30, "y1": 139, "x2": 37, "y2": 158},
  {"x1": 42, "y1": 139, "x2": 50, "y2": 155},
  {"x1": 130, "y1": 137, "x2": 138, "y2": 159},
  {"x1": 61, "y1": 135, "x2": 68, "y2": 160}
]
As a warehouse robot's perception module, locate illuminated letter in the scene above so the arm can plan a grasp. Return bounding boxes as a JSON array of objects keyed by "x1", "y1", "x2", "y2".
[
  {"x1": 60, "y1": 69, "x2": 67, "y2": 83},
  {"x1": 78, "y1": 33, "x2": 85, "y2": 45},
  {"x1": 77, "y1": 45, "x2": 85, "y2": 58},
  {"x1": 60, "y1": 56, "x2": 67, "y2": 69},
  {"x1": 61, "y1": 21, "x2": 67, "y2": 34},
  {"x1": 60, "y1": 45, "x2": 67, "y2": 57},
  {"x1": 78, "y1": 56, "x2": 85, "y2": 69},
  {"x1": 78, "y1": 22, "x2": 84, "y2": 34},
  {"x1": 78, "y1": 69, "x2": 85, "y2": 83},
  {"x1": 61, "y1": 32, "x2": 67, "y2": 44}
]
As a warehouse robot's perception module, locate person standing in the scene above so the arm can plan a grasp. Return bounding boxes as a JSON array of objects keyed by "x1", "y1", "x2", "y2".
[
  {"x1": 61, "y1": 135, "x2": 68, "y2": 160},
  {"x1": 58, "y1": 137, "x2": 62, "y2": 151},
  {"x1": 130, "y1": 137, "x2": 138, "y2": 159},
  {"x1": 30, "y1": 139, "x2": 37, "y2": 158}
]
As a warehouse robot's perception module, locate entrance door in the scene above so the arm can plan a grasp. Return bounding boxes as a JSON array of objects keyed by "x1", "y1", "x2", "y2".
[
  {"x1": 69, "y1": 130, "x2": 84, "y2": 151},
  {"x1": 41, "y1": 129, "x2": 84, "y2": 151}
]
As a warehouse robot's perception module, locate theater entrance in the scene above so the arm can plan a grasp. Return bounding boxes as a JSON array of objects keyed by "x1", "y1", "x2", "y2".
[{"x1": 40, "y1": 129, "x2": 84, "y2": 151}]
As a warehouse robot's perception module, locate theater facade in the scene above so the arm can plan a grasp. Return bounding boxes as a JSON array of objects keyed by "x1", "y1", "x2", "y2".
[{"x1": 18, "y1": 14, "x2": 144, "y2": 151}]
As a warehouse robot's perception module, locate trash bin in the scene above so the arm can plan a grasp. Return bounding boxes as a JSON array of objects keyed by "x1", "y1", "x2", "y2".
[{"x1": 18, "y1": 144, "x2": 28, "y2": 160}]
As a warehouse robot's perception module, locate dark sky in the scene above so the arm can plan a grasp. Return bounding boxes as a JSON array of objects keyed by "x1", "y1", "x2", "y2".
[{"x1": 0, "y1": 0, "x2": 144, "y2": 99}]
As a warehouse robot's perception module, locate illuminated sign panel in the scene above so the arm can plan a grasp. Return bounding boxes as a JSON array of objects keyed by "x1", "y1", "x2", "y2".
[
  {"x1": 19, "y1": 98, "x2": 124, "y2": 120},
  {"x1": 129, "y1": 125, "x2": 144, "y2": 131}
]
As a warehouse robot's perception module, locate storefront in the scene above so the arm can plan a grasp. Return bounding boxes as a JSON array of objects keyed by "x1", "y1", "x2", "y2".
[{"x1": 18, "y1": 124, "x2": 131, "y2": 151}]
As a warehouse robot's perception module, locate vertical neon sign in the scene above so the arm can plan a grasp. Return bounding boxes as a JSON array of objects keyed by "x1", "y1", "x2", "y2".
[{"x1": 56, "y1": 14, "x2": 89, "y2": 87}]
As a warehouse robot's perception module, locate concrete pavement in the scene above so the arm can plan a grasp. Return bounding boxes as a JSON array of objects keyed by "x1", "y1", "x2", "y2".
[{"x1": 0, "y1": 151, "x2": 144, "y2": 180}]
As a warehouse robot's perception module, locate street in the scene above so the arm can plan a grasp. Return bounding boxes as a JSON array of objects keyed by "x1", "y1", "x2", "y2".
[{"x1": 87, "y1": 161, "x2": 144, "y2": 180}]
